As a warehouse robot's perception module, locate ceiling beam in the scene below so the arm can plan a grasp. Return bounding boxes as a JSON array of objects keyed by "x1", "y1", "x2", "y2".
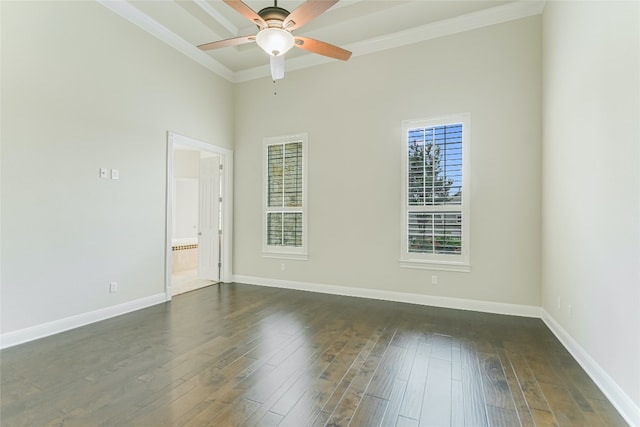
[
  {"x1": 97, "y1": 0, "x2": 236, "y2": 81},
  {"x1": 194, "y1": 0, "x2": 239, "y2": 36}
]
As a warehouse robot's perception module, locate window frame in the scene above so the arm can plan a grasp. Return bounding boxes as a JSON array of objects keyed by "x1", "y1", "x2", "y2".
[
  {"x1": 262, "y1": 132, "x2": 308, "y2": 260},
  {"x1": 400, "y1": 114, "x2": 471, "y2": 272}
]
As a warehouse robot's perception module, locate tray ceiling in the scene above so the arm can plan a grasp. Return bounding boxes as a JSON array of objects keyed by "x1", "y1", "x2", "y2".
[{"x1": 99, "y1": 0, "x2": 544, "y2": 82}]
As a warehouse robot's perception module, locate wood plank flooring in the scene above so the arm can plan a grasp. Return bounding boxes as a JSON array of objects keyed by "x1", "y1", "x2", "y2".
[{"x1": 0, "y1": 283, "x2": 628, "y2": 426}]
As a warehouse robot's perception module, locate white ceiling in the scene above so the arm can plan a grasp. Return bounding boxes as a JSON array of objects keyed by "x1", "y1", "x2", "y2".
[{"x1": 99, "y1": 0, "x2": 544, "y2": 82}]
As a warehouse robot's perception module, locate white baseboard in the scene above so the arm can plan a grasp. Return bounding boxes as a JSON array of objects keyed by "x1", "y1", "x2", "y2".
[
  {"x1": 232, "y1": 275, "x2": 542, "y2": 318},
  {"x1": 2, "y1": 279, "x2": 636, "y2": 426},
  {"x1": 541, "y1": 310, "x2": 640, "y2": 427},
  {"x1": 0, "y1": 293, "x2": 167, "y2": 349}
]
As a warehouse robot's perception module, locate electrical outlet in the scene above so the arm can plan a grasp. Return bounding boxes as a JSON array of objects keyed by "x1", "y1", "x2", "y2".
[
  {"x1": 109, "y1": 282, "x2": 118, "y2": 293},
  {"x1": 431, "y1": 275, "x2": 438, "y2": 285},
  {"x1": 110, "y1": 169, "x2": 119, "y2": 180}
]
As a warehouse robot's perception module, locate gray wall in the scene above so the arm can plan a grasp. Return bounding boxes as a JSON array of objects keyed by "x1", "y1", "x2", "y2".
[
  {"x1": 1, "y1": 1, "x2": 234, "y2": 333},
  {"x1": 542, "y1": 1, "x2": 640, "y2": 409},
  {"x1": 233, "y1": 16, "x2": 542, "y2": 307},
  {"x1": 2, "y1": 0, "x2": 638, "y2": 419}
]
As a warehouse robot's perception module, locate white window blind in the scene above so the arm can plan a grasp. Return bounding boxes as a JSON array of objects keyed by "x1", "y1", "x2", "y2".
[
  {"x1": 263, "y1": 134, "x2": 308, "y2": 259},
  {"x1": 401, "y1": 115, "x2": 470, "y2": 271},
  {"x1": 407, "y1": 212, "x2": 462, "y2": 255}
]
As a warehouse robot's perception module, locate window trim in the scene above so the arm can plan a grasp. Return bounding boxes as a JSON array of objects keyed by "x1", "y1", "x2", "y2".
[
  {"x1": 262, "y1": 133, "x2": 308, "y2": 260},
  {"x1": 400, "y1": 114, "x2": 471, "y2": 272}
]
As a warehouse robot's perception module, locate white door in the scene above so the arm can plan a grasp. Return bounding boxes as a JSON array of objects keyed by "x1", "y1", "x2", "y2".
[{"x1": 198, "y1": 156, "x2": 220, "y2": 281}]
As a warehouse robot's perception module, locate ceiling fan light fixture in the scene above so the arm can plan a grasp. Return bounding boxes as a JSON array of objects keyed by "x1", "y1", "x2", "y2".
[{"x1": 256, "y1": 28, "x2": 294, "y2": 56}]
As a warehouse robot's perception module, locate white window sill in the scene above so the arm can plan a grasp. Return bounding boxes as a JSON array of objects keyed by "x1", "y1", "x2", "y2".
[
  {"x1": 263, "y1": 252, "x2": 308, "y2": 261},
  {"x1": 400, "y1": 259, "x2": 471, "y2": 273}
]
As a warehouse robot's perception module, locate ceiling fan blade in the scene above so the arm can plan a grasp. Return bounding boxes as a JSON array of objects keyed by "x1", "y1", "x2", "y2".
[
  {"x1": 223, "y1": 0, "x2": 266, "y2": 28},
  {"x1": 283, "y1": 0, "x2": 338, "y2": 31},
  {"x1": 270, "y1": 55, "x2": 285, "y2": 81},
  {"x1": 198, "y1": 35, "x2": 255, "y2": 51},
  {"x1": 294, "y1": 36, "x2": 352, "y2": 61}
]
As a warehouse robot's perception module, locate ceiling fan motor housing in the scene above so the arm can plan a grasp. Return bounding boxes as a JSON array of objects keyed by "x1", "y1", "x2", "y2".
[{"x1": 257, "y1": 6, "x2": 290, "y2": 28}]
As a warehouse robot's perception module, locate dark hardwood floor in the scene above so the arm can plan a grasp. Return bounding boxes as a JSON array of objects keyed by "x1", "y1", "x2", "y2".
[{"x1": 0, "y1": 283, "x2": 627, "y2": 426}]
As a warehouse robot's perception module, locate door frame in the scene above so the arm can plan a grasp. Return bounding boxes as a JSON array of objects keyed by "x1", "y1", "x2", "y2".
[{"x1": 165, "y1": 131, "x2": 233, "y2": 300}]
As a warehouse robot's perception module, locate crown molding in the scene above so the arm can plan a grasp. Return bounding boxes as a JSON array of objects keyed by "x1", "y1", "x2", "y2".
[
  {"x1": 97, "y1": 0, "x2": 235, "y2": 82},
  {"x1": 194, "y1": 0, "x2": 238, "y2": 36},
  {"x1": 98, "y1": 0, "x2": 545, "y2": 84},
  {"x1": 349, "y1": 0, "x2": 545, "y2": 58},
  {"x1": 234, "y1": 0, "x2": 546, "y2": 82}
]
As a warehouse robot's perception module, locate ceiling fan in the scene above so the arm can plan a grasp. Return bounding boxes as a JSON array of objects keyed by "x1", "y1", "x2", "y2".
[{"x1": 197, "y1": 0, "x2": 352, "y2": 80}]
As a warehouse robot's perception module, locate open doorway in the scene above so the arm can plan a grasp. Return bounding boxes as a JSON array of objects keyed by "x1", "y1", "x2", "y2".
[
  {"x1": 171, "y1": 150, "x2": 219, "y2": 295},
  {"x1": 165, "y1": 132, "x2": 233, "y2": 299}
]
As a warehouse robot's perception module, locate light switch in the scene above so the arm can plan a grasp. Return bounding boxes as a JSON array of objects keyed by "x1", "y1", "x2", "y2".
[
  {"x1": 111, "y1": 169, "x2": 119, "y2": 180},
  {"x1": 99, "y1": 168, "x2": 108, "y2": 179}
]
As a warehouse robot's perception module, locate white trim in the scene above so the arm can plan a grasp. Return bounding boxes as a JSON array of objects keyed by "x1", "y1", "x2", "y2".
[
  {"x1": 193, "y1": 0, "x2": 238, "y2": 36},
  {"x1": 262, "y1": 253, "x2": 309, "y2": 261},
  {"x1": 347, "y1": 0, "x2": 545, "y2": 59},
  {"x1": 262, "y1": 133, "x2": 309, "y2": 259},
  {"x1": 165, "y1": 137, "x2": 175, "y2": 300},
  {"x1": 169, "y1": 131, "x2": 234, "y2": 155},
  {"x1": 541, "y1": 310, "x2": 640, "y2": 427},
  {"x1": 97, "y1": 0, "x2": 235, "y2": 82},
  {"x1": 166, "y1": 132, "x2": 234, "y2": 299},
  {"x1": 0, "y1": 293, "x2": 166, "y2": 349},
  {"x1": 399, "y1": 260, "x2": 471, "y2": 273},
  {"x1": 400, "y1": 113, "x2": 471, "y2": 269},
  {"x1": 233, "y1": 275, "x2": 541, "y2": 318}
]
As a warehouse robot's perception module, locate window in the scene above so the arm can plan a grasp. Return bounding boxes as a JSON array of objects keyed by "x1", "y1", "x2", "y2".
[
  {"x1": 263, "y1": 133, "x2": 308, "y2": 259},
  {"x1": 401, "y1": 114, "x2": 470, "y2": 271}
]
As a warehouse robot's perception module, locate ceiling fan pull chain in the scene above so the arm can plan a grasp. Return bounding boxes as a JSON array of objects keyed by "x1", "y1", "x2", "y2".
[{"x1": 273, "y1": 79, "x2": 278, "y2": 96}]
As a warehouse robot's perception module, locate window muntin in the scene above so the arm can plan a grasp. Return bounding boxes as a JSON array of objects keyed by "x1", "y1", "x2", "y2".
[
  {"x1": 401, "y1": 115, "x2": 470, "y2": 271},
  {"x1": 263, "y1": 134, "x2": 308, "y2": 259}
]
